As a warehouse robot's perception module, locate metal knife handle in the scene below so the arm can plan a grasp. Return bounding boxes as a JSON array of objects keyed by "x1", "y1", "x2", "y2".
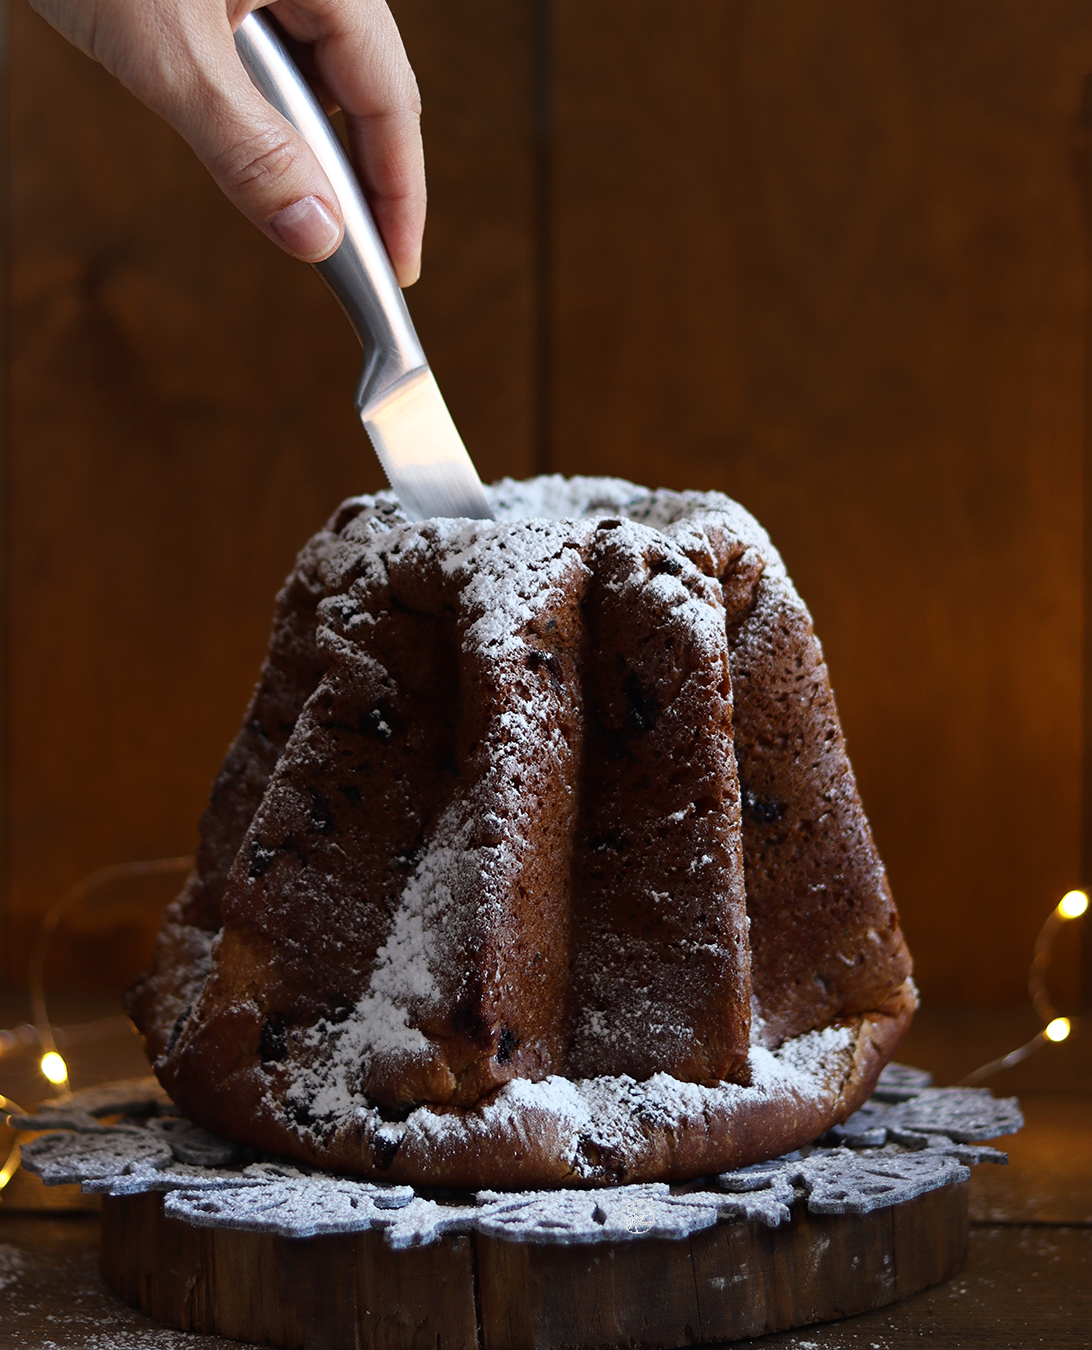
[{"x1": 234, "y1": 11, "x2": 426, "y2": 416}]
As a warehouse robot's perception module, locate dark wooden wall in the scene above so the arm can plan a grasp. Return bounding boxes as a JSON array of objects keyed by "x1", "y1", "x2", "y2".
[{"x1": 2, "y1": 0, "x2": 1089, "y2": 1008}]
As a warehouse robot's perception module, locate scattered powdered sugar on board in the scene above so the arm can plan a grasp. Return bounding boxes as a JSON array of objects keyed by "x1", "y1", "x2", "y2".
[
  {"x1": 0, "y1": 1244, "x2": 27, "y2": 1294},
  {"x1": 7, "y1": 1328, "x2": 263, "y2": 1350},
  {"x1": 26, "y1": 1336, "x2": 247, "y2": 1350}
]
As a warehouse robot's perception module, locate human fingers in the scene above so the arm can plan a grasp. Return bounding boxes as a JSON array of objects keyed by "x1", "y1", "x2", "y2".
[
  {"x1": 31, "y1": 0, "x2": 346, "y2": 261},
  {"x1": 263, "y1": 0, "x2": 425, "y2": 284}
]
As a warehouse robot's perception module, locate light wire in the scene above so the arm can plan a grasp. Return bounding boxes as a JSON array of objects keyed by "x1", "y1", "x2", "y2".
[
  {"x1": 959, "y1": 892, "x2": 1085, "y2": 1085},
  {"x1": 0, "y1": 1093, "x2": 29, "y2": 1193},
  {"x1": 25, "y1": 857, "x2": 194, "y2": 1096},
  {"x1": 2, "y1": 857, "x2": 194, "y2": 1190}
]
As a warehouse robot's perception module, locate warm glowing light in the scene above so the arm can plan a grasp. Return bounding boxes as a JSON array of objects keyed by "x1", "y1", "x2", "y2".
[
  {"x1": 40, "y1": 1051, "x2": 68, "y2": 1084},
  {"x1": 1045, "y1": 1017, "x2": 1071, "y2": 1043},
  {"x1": 1058, "y1": 890, "x2": 1089, "y2": 919}
]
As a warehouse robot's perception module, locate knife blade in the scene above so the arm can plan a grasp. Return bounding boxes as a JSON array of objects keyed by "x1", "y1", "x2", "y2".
[{"x1": 234, "y1": 11, "x2": 493, "y2": 522}]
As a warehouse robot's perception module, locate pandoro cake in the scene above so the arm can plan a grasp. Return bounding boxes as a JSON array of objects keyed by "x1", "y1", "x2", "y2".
[{"x1": 127, "y1": 475, "x2": 914, "y2": 1188}]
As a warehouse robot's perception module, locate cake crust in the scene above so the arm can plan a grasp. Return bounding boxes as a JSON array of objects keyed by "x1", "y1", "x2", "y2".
[
  {"x1": 127, "y1": 476, "x2": 913, "y2": 1188},
  {"x1": 152, "y1": 977, "x2": 916, "y2": 1189}
]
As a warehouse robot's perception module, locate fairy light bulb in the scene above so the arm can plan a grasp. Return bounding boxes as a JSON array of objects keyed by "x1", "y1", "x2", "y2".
[
  {"x1": 1058, "y1": 890, "x2": 1089, "y2": 919},
  {"x1": 40, "y1": 1050, "x2": 68, "y2": 1084},
  {"x1": 1045, "y1": 1017, "x2": 1071, "y2": 1043}
]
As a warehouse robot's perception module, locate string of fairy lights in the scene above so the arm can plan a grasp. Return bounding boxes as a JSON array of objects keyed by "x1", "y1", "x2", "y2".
[
  {"x1": 22, "y1": 857, "x2": 196, "y2": 1092},
  {"x1": 1, "y1": 857, "x2": 195, "y2": 1194},
  {"x1": 960, "y1": 887, "x2": 1088, "y2": 1083},
  {"x1": 0, "y1": 867, "x2": 1087, "y2": 1195}
]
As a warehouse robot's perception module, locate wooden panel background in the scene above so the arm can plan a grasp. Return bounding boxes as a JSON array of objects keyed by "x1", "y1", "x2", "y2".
[
  {"x1": 547, "y1": 0, "x2": 1092, "y2": 1006},
  {"x1": 2, "y1": 0, "x2": 1089, "y2": 1008},
  {"x1": 1, "y1": 0, "x2": 537, "y2": 988}
]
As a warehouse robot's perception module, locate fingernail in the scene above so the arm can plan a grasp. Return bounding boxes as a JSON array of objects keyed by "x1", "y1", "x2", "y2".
[{"x1": 269, "y1": 196, "x2": 341, "y2": 259}]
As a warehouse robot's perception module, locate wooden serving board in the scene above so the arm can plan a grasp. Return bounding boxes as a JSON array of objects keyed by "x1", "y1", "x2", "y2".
[{"x1": 100, "y1": 1180, "x2": 968, "y2": 1349}]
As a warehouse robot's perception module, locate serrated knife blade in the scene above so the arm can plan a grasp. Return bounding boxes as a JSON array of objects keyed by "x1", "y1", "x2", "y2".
[
  {"x1": 234, "y1": 12, "x2": 493, "y2": 522},
  {"x1": 362, "y1": 371, "x2": 491, "y2": 521}
]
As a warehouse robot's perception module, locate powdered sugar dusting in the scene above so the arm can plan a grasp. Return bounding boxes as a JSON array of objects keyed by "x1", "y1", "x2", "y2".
[
  {"x1": 284, "y1": 1017, "x2": 859, "y2": 1183},
  {"x1": 18, "y1": 1069, "x2": 1014, "y2": 1251},
  {"x1": 290, "y1": 816, "x2": 490, "y2": 1120},
  {"x1": 147, "y1": 474, "x2": 906, "y2": 1188}
]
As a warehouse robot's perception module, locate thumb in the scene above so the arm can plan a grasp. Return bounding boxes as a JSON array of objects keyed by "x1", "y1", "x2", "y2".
[{"x1": 138, "y1": 20, "x2": 346, "y2": 261}]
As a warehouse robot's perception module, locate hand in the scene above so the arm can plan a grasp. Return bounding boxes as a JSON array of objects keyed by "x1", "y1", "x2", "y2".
[{"x1": 28, "y1": 0, "x2": 425, "y2": 282}]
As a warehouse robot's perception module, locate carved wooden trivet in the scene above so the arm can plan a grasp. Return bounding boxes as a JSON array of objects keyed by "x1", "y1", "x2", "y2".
[
  {"x1": 11, "y1": 1068, "x2": 1020, "y2": 1349},
  {"x1": 99, "y1": 1180, "x2": 968, "y2": 1350}
]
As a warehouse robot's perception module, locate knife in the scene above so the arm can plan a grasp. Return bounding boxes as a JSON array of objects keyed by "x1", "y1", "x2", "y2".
[{"x1": 234, "y1": 10, "x2": 493, "y2": 522}]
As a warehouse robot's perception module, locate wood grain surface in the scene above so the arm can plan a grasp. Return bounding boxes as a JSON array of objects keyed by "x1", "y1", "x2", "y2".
[
  {"x1": 546, "y1": 0, "x2": 1092, "y2": 1005},
  {"x1": 1, "y1": 0, "x2": 537, "y2": 990},
  {"x1": 3, "y1": 0, "x2": 1092, "y2": 1009}
]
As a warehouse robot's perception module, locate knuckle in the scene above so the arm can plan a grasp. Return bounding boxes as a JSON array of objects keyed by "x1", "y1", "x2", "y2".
[{"x1": 211, "y1": 132, "x2": 302, "y2": 196}]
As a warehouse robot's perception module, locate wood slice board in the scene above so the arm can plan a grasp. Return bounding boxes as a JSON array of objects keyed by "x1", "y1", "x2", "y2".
[{"x1": 99, "y1": 1181, "x2": 968, "y2": 1349}]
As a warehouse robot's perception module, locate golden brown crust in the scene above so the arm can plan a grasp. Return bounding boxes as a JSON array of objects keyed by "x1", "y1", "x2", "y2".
[
  {"x1": 161, "y1": 980, "x2": 916, "y2": 1190},
  {"x1": 729, "y1": 581, "x2": 913, "y2": 1045}
]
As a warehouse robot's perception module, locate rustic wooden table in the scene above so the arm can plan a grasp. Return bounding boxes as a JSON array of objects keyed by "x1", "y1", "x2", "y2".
[{"x1": 1, "y1": 996, "x2": 1089, "y2": 1349}]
